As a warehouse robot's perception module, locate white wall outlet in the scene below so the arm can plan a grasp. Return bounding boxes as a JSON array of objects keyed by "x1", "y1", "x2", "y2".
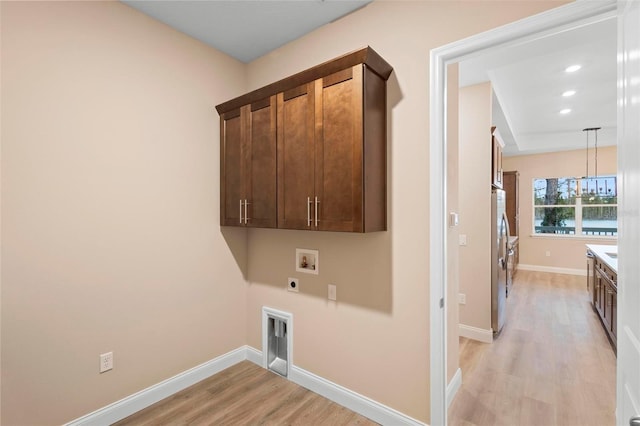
[
  {"x1": 458, "y1": 293, "x2": 466, "y2": 304},
  {"x1": 99, "y1": 352, "x2": 113, "y2": 373},
  {"x1": 287, "y1": 277, "x2": 299, "y2": 292},
  {"x1": 545, "y1": 250, "x2": 551, "y2": 257},
  {"x1": 328, "y1": 284, "x2": 337, "y2": 301},
  {"x1": 459, "y1": 234, "x2": 467, "y2": 246}
]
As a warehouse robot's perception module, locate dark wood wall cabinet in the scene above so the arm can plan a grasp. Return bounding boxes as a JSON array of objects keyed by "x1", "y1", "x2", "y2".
[
  {"x1": 220, "y1": 97, "x2": 277, "y2": 228},
  {"x1": 216, "y1": 47, "x2": 393, "y2": 232}
]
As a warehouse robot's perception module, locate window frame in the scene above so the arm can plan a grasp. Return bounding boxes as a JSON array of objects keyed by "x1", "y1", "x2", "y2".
[{"x1": 531, "y1": 175, "x2": 618, "y2": 238}]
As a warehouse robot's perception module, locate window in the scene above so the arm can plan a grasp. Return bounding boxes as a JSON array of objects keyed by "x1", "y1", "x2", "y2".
[{"x1": 533, "y1": 176, "x2": 617, "y2": 236}]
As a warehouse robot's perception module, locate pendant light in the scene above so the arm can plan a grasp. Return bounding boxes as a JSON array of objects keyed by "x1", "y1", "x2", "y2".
[{"x1": 582, "y1": 127, "x2": 602, "y2": 198}]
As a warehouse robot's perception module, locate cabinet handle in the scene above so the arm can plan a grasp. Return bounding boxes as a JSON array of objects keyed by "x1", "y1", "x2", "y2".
[
  {"x1": 239, "y1": 200, "x2": 243, "y2": 225},
  {"x1": 315, "y1": 196, "x2": 319, "y2": 228},
  {"x1": 307, "y1": 197, "x2": 312, "y2": 227},
  {"x1": 244, "y1": 199, "x2": 249, "y2": 224}
]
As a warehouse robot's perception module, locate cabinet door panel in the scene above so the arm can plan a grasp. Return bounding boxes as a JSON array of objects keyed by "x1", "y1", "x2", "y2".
[
  {"x1": 220, "y1": 109, "x2": 243, "y2": 226},
  {"x1": 504, "y1": 172, "x2": 519, "y2": 236},
  {"x1": 277, "y1": 84, "x2": 315, "y2": 229},
  {"x1": 246, "y1": 97, "x2": 277, "y2": 228},
  {"x1": 612, "y1": 290, "x2": 617, "y2": 340},
  {"x1": 316, "y1": 66, "x2": 363, "y2": 232},
  {"x1": 595, "y1": 271, "x2": 604, "y2": 317}
]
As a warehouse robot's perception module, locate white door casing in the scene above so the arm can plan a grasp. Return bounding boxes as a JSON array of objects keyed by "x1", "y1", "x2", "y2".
[
  {"x1": 617, "y1": 0, "x2": 640, "y2": 424},
  {"x1": 429, "y1": 1, "x2": 623, "y2": 424}
]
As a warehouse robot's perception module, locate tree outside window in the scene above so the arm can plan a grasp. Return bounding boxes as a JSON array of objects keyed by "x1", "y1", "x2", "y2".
[{"x1": 533, "y1": 176, "x2": 617, "y2": 236}]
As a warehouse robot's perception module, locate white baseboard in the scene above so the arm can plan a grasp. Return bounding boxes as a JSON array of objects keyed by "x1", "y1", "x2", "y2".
[
  {"x1": 65, "y1": 346, "x2": 248, "y2": 426},
  {"x1": 245, "y1": 345, "x2": 262, "y2": 365},
  {"x1": 67, "y1": 346, "x2": 426, "y2": 426},
  {"x1": 245, "y1": 346, "x2": 425, "y2": 425},
  {"x1": 289, "y1": 364, "x2": 426, "y2": 426},
  {"x1": 458, "y1": 324, "x2": 493, "y2": 343},
  {"x1": 518, "y1": 264, "x2": 586, "y2": 276},
  {"x1": 446, "y1": 368, "x2": 462, "y2": 408}
]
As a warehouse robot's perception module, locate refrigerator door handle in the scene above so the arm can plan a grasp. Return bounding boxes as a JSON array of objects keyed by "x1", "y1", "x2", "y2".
[{"x1": 502, "y1": 212, "x2": 511, "y2": 239}]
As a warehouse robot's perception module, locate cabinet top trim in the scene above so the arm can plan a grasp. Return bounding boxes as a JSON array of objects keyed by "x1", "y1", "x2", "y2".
[{"x1": 215, "y1": 46, "x2": 393, "y2": 114}]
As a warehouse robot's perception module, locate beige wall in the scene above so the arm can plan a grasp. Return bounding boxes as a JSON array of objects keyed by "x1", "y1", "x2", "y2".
[
  {"x1": 1, "y1": 2, "x2": 248, "y2": 424},
  {"x1": 458, "y1": 82, "x2": 493, "y2": 331},
  {"x1": 503, "y1": 146, "x2": 617, "y2": 271},
  {"x1": 244, "y1": 2, "x2": 567, "y2": 422},
  {"x1": 0, "y1": 0, "x2": 571, "y2": 424}
]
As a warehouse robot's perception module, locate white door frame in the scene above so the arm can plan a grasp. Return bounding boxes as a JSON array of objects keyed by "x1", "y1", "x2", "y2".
[
  {"x1": 616, "y1": 1, "x2": 640, "y2": 423},
  {"x1": 429, "y1": 1, "x2": 618, "y2": 424}
]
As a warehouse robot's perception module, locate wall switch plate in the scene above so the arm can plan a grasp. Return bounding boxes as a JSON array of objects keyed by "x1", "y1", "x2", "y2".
[
  {"x1": 328, "y1": 284, "x2": 337, "y2": 301},
  {"x1": 459, "y1": 234, "x2": 467, "y2": 246},
  {"x1": 100, "y1": 352, "x2": 113, "y2": 373},
  {"x1": 449, "y1": 212, "x2": 459, "y2": 227},
  {"x1": 287, "y1": 277, "x2": 299, "y2": 292},
  {"x1": 458, "y1": 293, "x2": 466, "y2": 304},
  {"x1": 545, "y1": 251, "x2": 551, "y2": 257}
]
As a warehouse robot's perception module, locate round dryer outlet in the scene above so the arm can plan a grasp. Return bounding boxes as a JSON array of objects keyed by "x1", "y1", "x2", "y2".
[{"x1": 287, "y1": 277, "x2": 299, "y2": 292}]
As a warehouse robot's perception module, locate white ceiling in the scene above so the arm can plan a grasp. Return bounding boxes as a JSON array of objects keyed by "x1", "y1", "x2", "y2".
[
  {"x1": 122, "y1": 0, "x2": 372, "y2": 63},
  {"x1": 122, "y1": 1, "x2": 616, "y2": 157},
  {"x1": 460, "y1": 17, "x2": 617, "y2": 157}
]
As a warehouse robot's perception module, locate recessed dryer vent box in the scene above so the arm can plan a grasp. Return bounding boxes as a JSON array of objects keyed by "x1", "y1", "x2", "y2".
[{"x1": 262, "y1": 307, "x2": 293, "y2": 377}]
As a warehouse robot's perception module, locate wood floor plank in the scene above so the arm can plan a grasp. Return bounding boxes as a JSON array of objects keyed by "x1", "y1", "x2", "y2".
[
  {"x1": 449, "y1": 270, "x2": 616, "y2": 426},
  {"x1": 113, "y1": 361, "x2": 377, "y2": 425}
]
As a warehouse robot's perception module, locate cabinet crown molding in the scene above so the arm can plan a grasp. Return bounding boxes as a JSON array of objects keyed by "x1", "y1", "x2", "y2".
[{"x1": 215, "y1": 46, "x2": 393, "y2": 114}]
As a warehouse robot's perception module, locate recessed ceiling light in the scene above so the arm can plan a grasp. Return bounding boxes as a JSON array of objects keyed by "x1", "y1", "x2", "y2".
[
  {"x1": 565, "y1": 65, "x2": 581, "y2": 73},
  {"x1": 563, "y1": 90, "x2": 576, "y2": 97},
  {"x1": 560, "y1": 108, "x2": 572, "y2": 114}
]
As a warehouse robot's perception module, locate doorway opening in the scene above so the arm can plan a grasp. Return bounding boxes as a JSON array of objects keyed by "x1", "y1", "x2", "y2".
[{"x1": 428, "y1": 2, "x2": 619, "y2": 424}]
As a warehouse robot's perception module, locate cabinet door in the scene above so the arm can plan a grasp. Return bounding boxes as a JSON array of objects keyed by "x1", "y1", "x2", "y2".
[
  {"x1": 220, "y1": 108, "x2": 244, "y2": 226},
  {"x1": 491, "y1": 129, "x2": 503, "y2": 189},
  {"x1": 277, "y1": 83, "x2": 315, "y2": 230},
  {"x1": 594, "y1": 269, "x2": 605, "y2": 317},
  {"x1": 611, "y1": 289, "x2": 617, "y2": 341},
  {"x1": 503, "y1": 172, "x2": 519, "y2": 236},
  {"x1": 246, "y1": 97, "x2": 277, "y2": 228},
  {"x1": 603, "y1": 281, "x2": 613, "y2": 332},
  {"x1": 496, "y1": 144, "x2": 503, "y2": 187},
  {"x1": 315, "y1": 66, "x2": 364, "y2": 232}
]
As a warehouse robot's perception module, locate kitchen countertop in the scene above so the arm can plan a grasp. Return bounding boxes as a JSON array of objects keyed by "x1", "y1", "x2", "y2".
[{"x1": 586, "y1": 244, "x2": 618, "y2": 273}]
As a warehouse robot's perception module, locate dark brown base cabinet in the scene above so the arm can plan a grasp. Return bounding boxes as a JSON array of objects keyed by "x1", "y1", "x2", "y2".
[
  {"x1": 589, "y1": 249, "x2": 617, "y2": 352},
  {"x1": 216, "y1": 47, "x2": 393, "y2": 233}
]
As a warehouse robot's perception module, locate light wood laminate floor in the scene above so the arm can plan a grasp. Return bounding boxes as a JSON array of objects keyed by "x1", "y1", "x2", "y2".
[
  {"x1": 114, "y1": 361, "x2": 377, "y2": 426},
  {"x1": 449, "y1": 270, "x2": 616, "y2": 426}
]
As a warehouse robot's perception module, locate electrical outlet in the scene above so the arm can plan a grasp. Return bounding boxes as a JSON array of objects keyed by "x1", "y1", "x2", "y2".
[
  {"x1": 100, "y1": 352, "x2": 113, "y2": 373},
  {"x1": 328, "y1": 284, "x2": 337, "y2": 301},
  {"x1": 459, "y1": 234, "x2": 468, "y2": 246},
  {"x1": 545, "y1": 250, "x2": 551, "y2": 257},
  {"x1": 458, "y1": 293, "x2": 466, "y2": 304},
  {"x1": 287, "y1": 277, "x2": 299, "y2": 292}
]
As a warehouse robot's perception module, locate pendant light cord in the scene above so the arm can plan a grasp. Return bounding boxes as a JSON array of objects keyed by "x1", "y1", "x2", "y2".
[
  {"x1": 595, "y1": 128, "x2": 598, "y2": 179},
  {"x1": 582, "y1": 127, "x2": 602, "y2": 182}
]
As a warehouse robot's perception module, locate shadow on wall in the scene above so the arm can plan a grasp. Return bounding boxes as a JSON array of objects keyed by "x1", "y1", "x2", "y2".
[
  {"x1": 247, "y1": 228, "x2": 392, "y2": 313},
  {"x1": 242, "y1": 71, "x2": 402, "y2": 314},
  {"x1": 221, "y1": 226, "x2": 249, "y2": 279}
]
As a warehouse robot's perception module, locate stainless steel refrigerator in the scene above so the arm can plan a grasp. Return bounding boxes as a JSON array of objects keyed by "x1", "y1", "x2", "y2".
[{"x1": 491, "y1": 188, "x2": 511, "y2": 335}]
